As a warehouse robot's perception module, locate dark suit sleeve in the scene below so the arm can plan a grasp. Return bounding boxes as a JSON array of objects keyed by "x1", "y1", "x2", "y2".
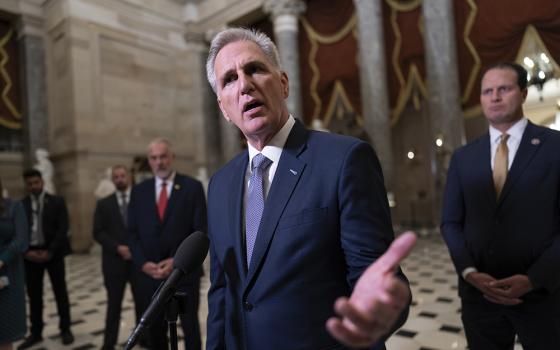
[
  {"x1": 338, "y1": 141, "x2": 410, "y2": 340},
  {"x1": 93, "y1": 199, "x2": 119, "y2": 255},
  {"x1": 206, "y1": 176, "x2": 225, "y2": 350},
  {"x1": 206, "y1": 238, "x2": 226, "y2": 350},
  {"x1": 127, "y1": 187, "x2": 148, "y2": 267},
  {"x1": 47, "y1": 196, "x2": 70, "y2": 257},
  {"x1": 441, "y1": 152, "x2": 476, "y2": 274}
]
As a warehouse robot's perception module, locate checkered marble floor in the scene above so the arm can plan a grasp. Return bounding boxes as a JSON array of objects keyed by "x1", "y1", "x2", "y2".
[{"x1": 14, "y1": 234, "x2": 523, "y2": 350}]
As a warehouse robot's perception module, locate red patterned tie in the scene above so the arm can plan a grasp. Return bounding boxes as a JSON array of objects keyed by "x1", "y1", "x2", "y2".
[{"x1": 158, "y1": 181, "x2": 168, "y2": 220}]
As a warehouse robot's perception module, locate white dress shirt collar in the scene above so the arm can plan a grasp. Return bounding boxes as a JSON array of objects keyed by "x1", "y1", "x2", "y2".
[
  {"x1": 247, "y1": 115, "x2": 296, "y2": 168},
  {"x1": 489, "y1": 117, "x2": 528, "y2": 144},
  {"x1": 489, "y1": 117, "x2": 528, "y2": 170},
  {"x1": 155, "y1": 172, "x2": 176, "y2": 200}
]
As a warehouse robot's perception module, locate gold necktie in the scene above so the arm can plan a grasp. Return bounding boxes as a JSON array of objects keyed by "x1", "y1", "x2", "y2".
[{"x1": 493, "y1": 133, "x2": 510, "y2": 197}]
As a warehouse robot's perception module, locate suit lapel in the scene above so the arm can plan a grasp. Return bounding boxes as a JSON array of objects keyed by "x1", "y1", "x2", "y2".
[
  {"x1": 245, "y1": 122, "x2": 308, "y2": 288},
  {"x1": 146, "y1": 178, "x2": 159, "y2": 224},
  {"x1": 478, "y1": 134, "x2": 498, "y2": 206},
  {"x1": 110, "y1": 194, "x2": 125, "y2": 228},
  {"x1": 229, "y1": 154, "x2": 249, "y2": 277},
  {"x1": 498, "y1": 122, "x2": 544, "y2": 206}
]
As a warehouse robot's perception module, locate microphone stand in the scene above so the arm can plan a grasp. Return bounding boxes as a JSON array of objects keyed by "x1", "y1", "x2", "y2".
[
  {"x1": 123, "y1": 290, "x2": 188, "y2": 350},
  {"x1": 165, "y1": 292, "x2": 188, "y2": 350}
]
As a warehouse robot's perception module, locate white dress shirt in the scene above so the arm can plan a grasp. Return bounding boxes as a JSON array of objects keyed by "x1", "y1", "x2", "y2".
[
  {"x1": 243, "y1": 115, "x2": 296, "y2": 217},
  {"x1": 116, "y1": 188, "x2": 131, "y2": 207},
  {"x1": 489, "y1": 117, "x2": 528, "y2": 170},
  {"x1": 30, "y1": 191, "x2": 46, "y2": 246},
  {"x1": 155, "y1": 172, "x2": 176, "y2": 202}
]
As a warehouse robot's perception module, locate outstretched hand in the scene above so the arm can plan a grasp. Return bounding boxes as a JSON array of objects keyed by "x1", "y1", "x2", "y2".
[{"x1": 326, "y1": 232, "x2": 417, "y2": 348}]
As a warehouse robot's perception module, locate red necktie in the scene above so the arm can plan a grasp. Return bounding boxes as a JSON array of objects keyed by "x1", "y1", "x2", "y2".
[{"x1": 158, "y1": 182, "x2": 168, "y2": 220}]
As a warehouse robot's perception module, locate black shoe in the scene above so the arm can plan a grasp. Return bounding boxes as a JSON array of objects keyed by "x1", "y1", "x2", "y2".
[
  {"x1": 100, "y1": 346, "x2": 115, "y2": 350},
  {"x1": 17, "y1": 334, "x2": 43, "y2": 349},
  {"x1": 60, "y1": 330, "x2": 74, "y2": 345}
]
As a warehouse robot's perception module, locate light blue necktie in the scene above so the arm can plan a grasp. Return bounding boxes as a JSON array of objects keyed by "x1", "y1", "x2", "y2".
[{"x1": 246, "y1": 153, "x2": 272, "y2": 267}]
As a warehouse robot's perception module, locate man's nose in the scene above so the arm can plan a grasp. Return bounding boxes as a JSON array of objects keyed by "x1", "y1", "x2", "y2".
[
  {"x1": 491, "y1": 89, "x2": 501, "y2": 101},
  {"x1": 239, "y1": 74, "x2": 254, "y2": 94}
]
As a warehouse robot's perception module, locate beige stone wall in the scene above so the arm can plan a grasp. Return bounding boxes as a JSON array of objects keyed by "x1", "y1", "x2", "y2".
[
  {"x1": 40, "y1": 0, "x2": 210, "y2": 251},
  {"x1": 0, "y1": 153, "x2": 25, "y2": 200}
]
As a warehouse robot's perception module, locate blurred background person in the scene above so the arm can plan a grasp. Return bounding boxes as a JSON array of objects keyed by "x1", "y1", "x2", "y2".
[
  {"x1": 0, "y1": 178, "x2": 29, "y2": 350},
  {"x1": 18, "y1": 169, "x2": 73, "y2": 349},
  {"x1": 93, "y1": 165, "x2": 144, "y2": 350},
  {"x1": 128, "y1": 138, "x2": 207, "y2": 350}
]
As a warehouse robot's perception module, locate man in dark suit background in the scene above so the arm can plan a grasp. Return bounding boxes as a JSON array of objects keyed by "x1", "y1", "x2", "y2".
[
  {"x1": 441, "y1": 62, "x2": 560, "y2": 349},
  {"x1": 18, "y1": 169, "x2": 74, "y2": 349},
  {"x1": 93, "y1": 165, "x2": 144, "y2": 350},
  {"x1": 204, "y1": 27, "x2": 416, "y2": 350},
  {"x1": 127, "y1": 138, "x2": 207, "y2": 350}
]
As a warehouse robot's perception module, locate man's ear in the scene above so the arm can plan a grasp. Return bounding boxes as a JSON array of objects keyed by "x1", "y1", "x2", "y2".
[
  {"x1": 280, "y1": 71, "x2": 289, "y2": 98},
  {"x1": 521, "y1": 88, "x2": 528, "y2": 102}
]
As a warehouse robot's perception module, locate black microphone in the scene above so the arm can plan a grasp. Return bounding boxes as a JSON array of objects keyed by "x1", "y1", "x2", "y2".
[{"x1": 124, "y1": 231, "x2": 209, "y2": 350}]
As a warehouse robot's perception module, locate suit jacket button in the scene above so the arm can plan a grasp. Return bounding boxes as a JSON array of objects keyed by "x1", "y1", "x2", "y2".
[{"x1": 243, "y1": 301, "x2": 253, "y2": 311}]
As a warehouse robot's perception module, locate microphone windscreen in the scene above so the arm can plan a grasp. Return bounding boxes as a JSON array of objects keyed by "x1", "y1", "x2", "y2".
[{"x1": 173, "y1": 231, "x2": 209, "y2": 274}]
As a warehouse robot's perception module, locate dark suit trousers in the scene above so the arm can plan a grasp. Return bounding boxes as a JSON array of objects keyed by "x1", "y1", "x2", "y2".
[
  {"x1": 24, "y1": 256, "x2": 71, "y2": 335},
  {"x1": 137, "y1": 274, "x2": 201, "y2": 350},
  {"x1": 461, "y1": 299, "x2": 560, "y2": 350},
  {"x1": 102, "y1": 258, "x2": 142, "y2": 347}
]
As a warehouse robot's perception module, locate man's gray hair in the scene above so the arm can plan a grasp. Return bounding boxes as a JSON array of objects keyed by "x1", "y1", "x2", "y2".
[
  {"x1": 147, "y1": 137, "x2": 173, "y2": 153},
  {"x1": 206, "y1": 27, "x2": 281, "y2": 93}
]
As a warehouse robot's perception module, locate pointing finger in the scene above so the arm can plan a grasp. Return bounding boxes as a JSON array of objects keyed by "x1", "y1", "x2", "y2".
[{"x1": 369, "y1": 231, "x2": 417, "y2": 275}]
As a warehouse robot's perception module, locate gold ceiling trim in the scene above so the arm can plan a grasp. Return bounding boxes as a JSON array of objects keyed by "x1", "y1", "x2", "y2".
[
  {"x1": 391, "y1": 64, "x2": 428, "y2": 125},
  {"x1": 385, "y1": 0, "x2": 422, "y2": 12},
  {"x1": 300, "y1": 15, "x2": 357, "y2": 120},
  {"x1": 389, "y1": 8, "x2": 427, "y2": 124},
  {"x1": 461, "y1": 0, "x2": 480, "y2": 104},
  {"x1": 323, "y1": 80, "x2": 362, "y2": 128},
  {"x1": 0, "y1": 28, "x2": 22, "y2": 129}
]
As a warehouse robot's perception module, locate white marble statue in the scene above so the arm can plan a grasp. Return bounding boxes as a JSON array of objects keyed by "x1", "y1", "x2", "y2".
[
  {"x1": 34, "y1": 148, "x2": 56, "y2": 194},
  {"x1": 94, "y1": 167, "x2": 116, "y2": 199}
]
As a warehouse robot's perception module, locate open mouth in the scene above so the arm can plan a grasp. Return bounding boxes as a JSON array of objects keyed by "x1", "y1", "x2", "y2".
[{"x1": 243, "y1": 100, "x2": 264, "y2": 113}]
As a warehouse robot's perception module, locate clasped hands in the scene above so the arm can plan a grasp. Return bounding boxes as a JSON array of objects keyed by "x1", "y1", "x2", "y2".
[
  {"x1": 24, "y1": 249, "x2": 51, "y2": 263},
  {"x1": 327, "y1": 232, "x2": 417, "y2": 349},
  {"x1": 142, "y1": 258, "x2": 173, "y2": 279},
  {"x1": 465, "y1": 272, "x2": 533, "y2": 305}
]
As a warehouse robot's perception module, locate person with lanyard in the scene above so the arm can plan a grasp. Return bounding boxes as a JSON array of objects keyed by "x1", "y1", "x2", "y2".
[{"x1": 18, "y1": 169, "x2": 73, "y2": 349}]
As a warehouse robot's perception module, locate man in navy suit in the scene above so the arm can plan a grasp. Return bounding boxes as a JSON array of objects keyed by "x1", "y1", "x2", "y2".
[
  {"x1": 128, "y1": 138, "x2": 207, "y2": 350},
  {"x1": 441, "y1": 62, "x2": 560, "y2": 349},
  {"x1": 93, "y1": 165, "x2": 144, "y2": 350},
  {"x1": 204, "y1": 27, "x2": 416, "y2": 350}
]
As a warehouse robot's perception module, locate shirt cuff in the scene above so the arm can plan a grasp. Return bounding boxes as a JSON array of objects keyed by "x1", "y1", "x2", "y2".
[{"x1": 461, "y1": 267, "x2": 477, "y2": 280}]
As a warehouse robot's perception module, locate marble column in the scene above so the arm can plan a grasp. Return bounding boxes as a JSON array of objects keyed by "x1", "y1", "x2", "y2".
[
  {"x1": 264, "y1": 0, "x2": 306, "y2": 119},
  {"x1": 17, "y1": 16, "x2": 49, "y2": 168},
  {"x1": 353, "y1": 0, "x2": 394, "y2": 189},
  {"x1": 422, "y1": 0, "x2": 465, "y2": 222},
  {"x1": 185, "y1": 29, "x2": 224, "y2": 174}
]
